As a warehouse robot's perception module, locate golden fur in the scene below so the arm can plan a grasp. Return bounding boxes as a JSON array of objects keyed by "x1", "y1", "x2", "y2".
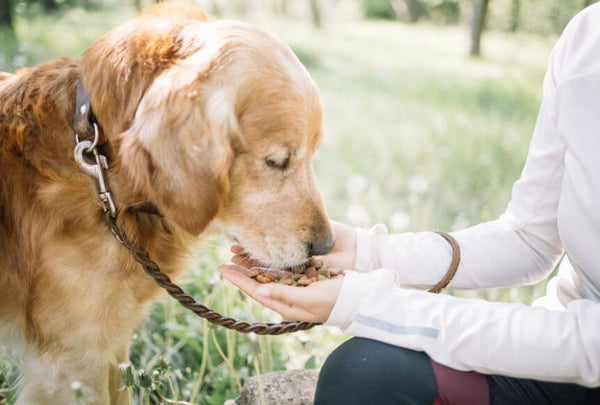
[{"x1": 0, "y1": 4, "x2": 332, "y2": 403}]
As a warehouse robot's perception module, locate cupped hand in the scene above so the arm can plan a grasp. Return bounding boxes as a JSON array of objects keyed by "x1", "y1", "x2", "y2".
[{"x1": 218, "y1": 264, "x2": 343, "y2": 323}]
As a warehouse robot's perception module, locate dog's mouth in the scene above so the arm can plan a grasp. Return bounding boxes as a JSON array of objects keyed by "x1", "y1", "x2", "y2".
[
  {"x1": 228, "y1": 236, "x2": 310, "y2": 269},
  {"x1": 218, "y1": 222, "x2": 311, "y2": 269},
  {"x1": 237, "y1": 245, "x2": 310, "y2": 270}
]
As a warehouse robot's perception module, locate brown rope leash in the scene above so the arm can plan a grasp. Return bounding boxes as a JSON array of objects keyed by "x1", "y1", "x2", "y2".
[
  {"x1": 103, "y1": 211, "x2": 317, "y2": 335},
  {"x1": 102, "y1": 211, "x2": 460, "y2": 335}
]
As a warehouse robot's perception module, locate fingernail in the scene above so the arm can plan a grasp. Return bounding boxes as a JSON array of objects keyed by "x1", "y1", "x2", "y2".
[{"x1": 255, "y1": 287, "x2": 270, "y2": 297}]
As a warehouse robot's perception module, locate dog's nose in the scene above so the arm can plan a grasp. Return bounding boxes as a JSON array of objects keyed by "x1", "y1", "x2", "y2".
[{"x1": 308, "y1": 231, "x2": 335, "y2": 256}]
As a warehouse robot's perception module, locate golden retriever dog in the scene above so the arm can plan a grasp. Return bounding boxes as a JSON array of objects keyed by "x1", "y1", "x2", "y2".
[{"x1": 0, "y1": 4, "x2": 333, "y2": 403}]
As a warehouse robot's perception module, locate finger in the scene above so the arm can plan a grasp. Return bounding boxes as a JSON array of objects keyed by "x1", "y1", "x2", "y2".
[
  {"x1": 220, "y1": 264, "x2": 249, "y2": 276},
  {"x1": 264, "y1": 283, "x2": 321, "y2": 307},
  {"x1": 230, "y1": 245, "x2": 245, "y2": 254},
  {"x1": 249, "y1": 267, "x2": 289, "y2": 278},
  {"x1": 249, "y1": 289, "x2": 316, "y2": 322},
  {"x1": 231, "y1": 254, "x2": 262, "y2": 269},
  {"x1": 313, "y1": 257, "x2": 350, "y2": 275},
  {"x1": 253, "y1": 283, "x2": 324, "y2": 322},
  {"x1": 219, "y1": 265, "x2": 316, "y2": 321}
]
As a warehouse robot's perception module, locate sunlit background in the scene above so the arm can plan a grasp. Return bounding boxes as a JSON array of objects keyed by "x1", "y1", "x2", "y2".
[{"x1": 0, "y1": 0, "x2": 593, "y2": 403}]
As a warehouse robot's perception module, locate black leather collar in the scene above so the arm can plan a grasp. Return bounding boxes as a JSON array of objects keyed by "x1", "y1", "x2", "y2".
[{"x1": 74, "y1": 78, "x2": 107, "y2": 146}]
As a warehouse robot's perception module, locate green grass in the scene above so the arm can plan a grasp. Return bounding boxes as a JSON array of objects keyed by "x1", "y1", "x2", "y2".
[{"x1": 0, "y1": 4, "x2": 559, "y2": 403}]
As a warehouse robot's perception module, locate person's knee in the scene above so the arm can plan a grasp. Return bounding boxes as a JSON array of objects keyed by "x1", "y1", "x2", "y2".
[{"x1": 315, "y1": 338, "x2": 438, "y2": 405}]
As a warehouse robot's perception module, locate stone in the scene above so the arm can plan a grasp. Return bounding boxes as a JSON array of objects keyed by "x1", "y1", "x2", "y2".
[{"x1": 228, "y1": 369, "x2": 319, "y2": 405}]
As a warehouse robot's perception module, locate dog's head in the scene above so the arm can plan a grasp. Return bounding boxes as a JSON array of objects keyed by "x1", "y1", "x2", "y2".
[{"x1": 81, "y1": 4, "x2": 333, "y2": 268}]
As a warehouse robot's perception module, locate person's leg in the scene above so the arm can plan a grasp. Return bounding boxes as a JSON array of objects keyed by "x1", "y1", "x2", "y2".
[
  {"x1": 488, "y1": 374, "x2": 600, "y2": 405},
  {"x1": 315, "y1": 337, "x2": 600, "y2": 405},
  {"x1": 314, "y1": 337, "x2": 438, "y2": 405},
  {"x1": 314, "y1": 337, "x2": 489, "y2": 405}
]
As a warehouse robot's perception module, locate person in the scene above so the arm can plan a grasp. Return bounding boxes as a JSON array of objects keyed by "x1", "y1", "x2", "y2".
[{"x1": 219, "y1": 4, "x2": 600, "y2": 404}]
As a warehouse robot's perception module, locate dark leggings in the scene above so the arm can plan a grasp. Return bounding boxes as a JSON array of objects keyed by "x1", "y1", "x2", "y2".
[{"x1": 314, "y1": 338, "x2": 600, "y2": 405}]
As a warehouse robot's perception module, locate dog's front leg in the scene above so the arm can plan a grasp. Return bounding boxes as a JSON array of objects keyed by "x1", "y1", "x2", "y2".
[
  {"x1": 16, "y1": 341, "x2": 132, "y2": 405},
  {"x1": 17, "y1": 350, "x2": 112, "y2": 405},
  {"x1": 109, "y1": 345, "x2": 131, "y2": 405}
]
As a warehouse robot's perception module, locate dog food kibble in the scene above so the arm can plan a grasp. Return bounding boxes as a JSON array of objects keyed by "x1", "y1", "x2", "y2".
[{"x1": 246, "y1": 257, "x2": 343, "y2": 287}]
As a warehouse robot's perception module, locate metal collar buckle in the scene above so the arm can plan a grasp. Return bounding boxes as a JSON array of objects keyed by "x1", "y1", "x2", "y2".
[{"x1": 74, "y1": 121, "x2": 117, "y2": 218}]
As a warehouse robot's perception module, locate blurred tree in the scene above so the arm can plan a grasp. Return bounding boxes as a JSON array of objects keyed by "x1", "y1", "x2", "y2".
[
  {"x1": 309, "y1": 0, "x2": 322, "y2": 27},
  {"x1": 429, "y1": 0, "x2": 460, "y2": 25},
  {"x1": 362, "y1": 0, "x2": 397, "y2": 20},
  {"x1": 364, "y1": 0, "x2": 459, "y2": 24},
  {"x1": 509, "y1": 0, "x2": 520, "y2": 31},
  {"x1": 0, "y1": 0, "x2": 13, "y2": 29},
  {"x1": 274, "y1": 0, "x2": 290, "y2": 15},
  {"x1": 470, "y1": 0, "x2": 490, "y2": 56},
  {"x1": 485, "y1": 0, "x2": 592, "y2": 35},
  {"x1": 209, "y1": 0, "x2": 221, "y2": 16},
  {"x1": 395, "y1": 0, "x2": 426, "y2": 22},
  {"x1": 40, "y1": 0, "x2": 57, "y2": 12}
]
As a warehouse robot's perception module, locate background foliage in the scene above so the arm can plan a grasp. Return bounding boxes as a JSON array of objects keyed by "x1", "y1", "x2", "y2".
[{"x1": 0, "y1": 0, "x2": 594, "y2": 403}]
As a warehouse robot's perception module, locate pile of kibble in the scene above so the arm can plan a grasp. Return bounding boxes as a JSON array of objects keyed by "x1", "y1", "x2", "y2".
[{"x1": 246, "y1": 258, "x2": 343, "y2": 287}]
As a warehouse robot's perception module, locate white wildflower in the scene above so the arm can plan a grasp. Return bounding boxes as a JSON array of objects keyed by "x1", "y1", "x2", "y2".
[
  {"x1": 346, "y1": 174, "x2": 368, "y2": 197},
  {"x1": 451, "y1": 213, "x2": 469, "y2": 231},
  {"x1": 346, "y1": 204, "x2": 370, "y2": 226},
  {"x1": 390, "y1": 211, "x2": 411, "y2": 232},
  {"x1": 366, "y1": 183, "x2": 379, "y2": 200},
  {"x1": 408, "y1": 175, "x2": 429, "y2": 195},
  {"x1": 455, "y1": 111, "x2": 469, "y2": 127}
]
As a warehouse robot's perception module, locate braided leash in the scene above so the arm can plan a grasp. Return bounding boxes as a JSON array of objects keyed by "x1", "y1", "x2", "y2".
[{"x1": 103, "y1": 211, "x2": 318, "y2": 335}]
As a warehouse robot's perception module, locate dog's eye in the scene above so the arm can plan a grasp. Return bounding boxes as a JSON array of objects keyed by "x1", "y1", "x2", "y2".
[{"x1": 265, "y1": 156, "x2": 290, "y2": 170}]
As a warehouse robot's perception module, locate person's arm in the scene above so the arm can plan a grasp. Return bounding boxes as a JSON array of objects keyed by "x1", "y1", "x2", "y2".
[
  {"x1": 326, "y1": 268, "x2": 600, "y2": 387},
  {"x1": 350, "y1": 37, "x2": 568, "y2": 291},
  {"x1": 326, "y1": 8, "x2": 600, "y2": 385}
]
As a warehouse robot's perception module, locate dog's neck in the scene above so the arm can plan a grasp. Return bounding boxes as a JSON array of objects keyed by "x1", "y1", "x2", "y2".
[{"x1": 0, "y1": 58, "x2": 81, "y2": 179}]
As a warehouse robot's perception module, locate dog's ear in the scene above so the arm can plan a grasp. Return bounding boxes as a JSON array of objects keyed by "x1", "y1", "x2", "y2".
[{"x1": 120, "y1": 62, "x2": 236, "y2": 235}]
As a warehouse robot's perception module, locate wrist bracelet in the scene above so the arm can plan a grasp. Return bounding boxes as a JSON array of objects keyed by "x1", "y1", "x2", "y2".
[{"x1": 427, "y1": 231, "x2": 461, "y2": 294}]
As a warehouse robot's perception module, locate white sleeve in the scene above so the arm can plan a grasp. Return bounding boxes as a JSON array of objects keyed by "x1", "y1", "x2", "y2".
[
  {"x1": 353, "y1": 20, "x2": 568, "y2": 291},
  {"x1": 326, "y1": 269, "x2": 600, "y2": 387},
  {"x1": 328, "y1": 9, "x2": 600, "y2": 386}
]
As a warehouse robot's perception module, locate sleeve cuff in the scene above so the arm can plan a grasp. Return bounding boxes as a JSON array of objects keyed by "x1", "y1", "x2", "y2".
[
  {"x1": 325, "y1": 269, "x2": 397, "y2": 330},
  {"x1": 354, "y1": 224, "x2": 389, "y2": 272},
  {"x1": 354, "y1": 227, "x2": 372, "y2": 272}
]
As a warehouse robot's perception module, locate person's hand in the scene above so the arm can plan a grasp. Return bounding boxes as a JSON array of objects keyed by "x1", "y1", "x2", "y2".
[
  {"x1": 218, "y1": 264, "x2": 343, "y2": 323},
  {"x1": 314, "y1": 220, "x2": 356, "y2": 270},
  {"x1": 230, "y1": 220, "x2": 357, "y2": 271}
]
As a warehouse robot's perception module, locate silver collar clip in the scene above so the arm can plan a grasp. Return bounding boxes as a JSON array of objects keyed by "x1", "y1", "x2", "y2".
[{"x1": 74, "y1": 120, "x2": 117, "y2": 218}]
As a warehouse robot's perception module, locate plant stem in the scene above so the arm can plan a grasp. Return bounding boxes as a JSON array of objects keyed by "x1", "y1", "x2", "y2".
[{"x1": 211, "y1": 329, "x2": 242, "y2": 392}]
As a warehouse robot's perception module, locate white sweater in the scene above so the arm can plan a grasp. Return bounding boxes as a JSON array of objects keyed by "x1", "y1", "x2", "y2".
[{"x1": 326, "y1": 5, "x2": 600, "y2": 388}]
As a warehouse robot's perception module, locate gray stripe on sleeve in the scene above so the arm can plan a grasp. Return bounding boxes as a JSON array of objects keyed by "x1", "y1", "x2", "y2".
[{"x1": 355, "y1": 314, "x2": 439, "y2": 339}]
